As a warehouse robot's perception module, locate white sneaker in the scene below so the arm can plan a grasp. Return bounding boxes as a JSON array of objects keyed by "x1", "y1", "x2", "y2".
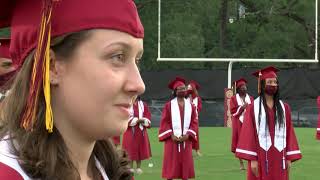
[
  {"x1": 136, "y1": 168, "x2": 143, "y2": 174},
  {"x1": 129, "y1": 168, "x2": 135, "y2": 173}
]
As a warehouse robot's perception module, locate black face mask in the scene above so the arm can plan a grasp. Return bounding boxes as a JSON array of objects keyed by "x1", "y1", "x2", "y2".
[{"x1": 238, "y1": 89, "x2": 247, "y2": 96}]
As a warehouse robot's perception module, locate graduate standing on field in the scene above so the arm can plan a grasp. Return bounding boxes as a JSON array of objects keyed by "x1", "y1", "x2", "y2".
[
  {"x1": 187, "y1": 80, "x2": 203, "y2": 157},
  {"x1": 230, "y1": 78, "x2": 254, "y2": 170},
  {"x1": 159, "y1": 77, "x2": 198, "y2": 180},
  {"x1": 236, "y1": 66, "x2": 302, "y2": 180},
  {"x1": 122, "y1": 96, "x2": 152, "y2": 174}
]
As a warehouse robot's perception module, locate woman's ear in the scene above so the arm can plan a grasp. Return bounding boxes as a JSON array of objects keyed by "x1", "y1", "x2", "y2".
[{"x1": 49, "y1": 50, "x2": 65, "y2": 85}]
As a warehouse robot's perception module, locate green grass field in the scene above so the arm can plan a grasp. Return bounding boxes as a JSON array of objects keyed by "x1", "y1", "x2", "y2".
[{"x1": 132, "y1": 127, "x2": 319, "y2": 180}]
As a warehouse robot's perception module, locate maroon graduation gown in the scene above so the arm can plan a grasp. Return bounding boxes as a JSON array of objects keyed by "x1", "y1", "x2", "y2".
[
  {"x1": 122, "y1": 101, "x2": 152, "y2": 161},
  {"x1": 236, "y1": 102, "x2": 302, "y2": 180},
  {"x1": 230, "y1": 94, "x2": 254, "y2": 153},
  {"x1": 158, "y1": 99, "x2": 198, "y2": 179},
  {"x1": 191, "y1": 95, "x2": 202, "y2": 150}
]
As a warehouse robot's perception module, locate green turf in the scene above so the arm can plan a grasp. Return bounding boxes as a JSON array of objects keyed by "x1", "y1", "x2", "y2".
[{"x1": 132, "y1": 127, "x2": 319, "y2": 180}]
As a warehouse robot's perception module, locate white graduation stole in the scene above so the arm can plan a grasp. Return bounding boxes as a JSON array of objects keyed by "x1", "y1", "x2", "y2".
[
  {"x1": 129, "y1": 100, "x2": 145, "y2": 131},
  {"x1": 137, "y1": 100, "x2": 145, "y2": 130},
  {"x1": 192, "y1": 97, "x2": 199, "y2": 117},
  {"x1": 192, "y1": 97, "x2": 198, "y2": 109},
  {"x1": 171, "y1": 98, "x2": 192, "y2": 152},
  {"x1": 254, "y1": 97, "x2": 286, "y2": 152},
  {"x1": 0, "y1": 136, "x2": 32, "y2": 180},
  {"x1": 236, "y1": 93, "x2": 251, "y2": 123}
]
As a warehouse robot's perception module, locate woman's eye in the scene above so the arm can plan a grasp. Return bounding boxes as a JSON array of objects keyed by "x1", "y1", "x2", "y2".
[{"x1": 111, "y1": 54, "x2": 125, "y2": 63}]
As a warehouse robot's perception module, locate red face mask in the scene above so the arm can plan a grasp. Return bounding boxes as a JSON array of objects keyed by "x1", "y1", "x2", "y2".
[
  {"x1": 186, "y1": 89, "x2": 193, "y2": 96},
  {"x1": 264, "y1": 85, "x2": 278, "y2": 95}
]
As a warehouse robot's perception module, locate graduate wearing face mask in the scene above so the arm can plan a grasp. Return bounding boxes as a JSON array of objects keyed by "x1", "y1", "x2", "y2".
[
  {"x1": 235, "y1": 66, "x2": 302, "y2": 180},
  {"x1": 230, "y1": 78, "x2": 254, "y2": 170},
  {"x1": 158, "y1": 77, "x2": 198, "y2": 180},
  {"x1": 187, "y1": 80, "x2": 203, "y2": 156}
]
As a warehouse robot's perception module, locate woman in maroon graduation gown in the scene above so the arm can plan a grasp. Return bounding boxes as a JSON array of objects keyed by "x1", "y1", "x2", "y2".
[
  {"x1": 236, "y1": 66, "x2": 302, "y2": 180},
  {"x1": 158, "y1": 77, "x2": 198, "y2": 180},
  {"x1": 187, "y1": 80, "x2": 203, "y2": 156},
  {"x1": 230, "y1": 78, "x2": 254, "y2": 170},
  {"x1": 122, "y1": 96, "x2": 152, "y2": 174}
]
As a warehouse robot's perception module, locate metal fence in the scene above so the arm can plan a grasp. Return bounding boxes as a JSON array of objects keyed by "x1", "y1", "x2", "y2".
[{"x1": 147, "y1": 98, "x2": 319, "y2": 127}]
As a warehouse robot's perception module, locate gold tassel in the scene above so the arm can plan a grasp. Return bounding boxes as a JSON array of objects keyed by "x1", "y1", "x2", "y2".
[
  {"x1": 43, "y1": 27, "x2": 53, "y2": 133},
  {"x1": 42, "y1": 5, "x2": 54, "y2": 133}
]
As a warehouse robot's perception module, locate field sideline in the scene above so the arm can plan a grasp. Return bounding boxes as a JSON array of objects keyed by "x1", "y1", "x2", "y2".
[{"x1": 131, "y1": 127, "x2": 319, "y2": 180}]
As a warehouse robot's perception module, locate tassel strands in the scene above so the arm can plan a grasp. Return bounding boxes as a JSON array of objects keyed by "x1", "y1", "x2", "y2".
[{"x1": 21, "y1": 0, "x2": 57, "y2": 133}]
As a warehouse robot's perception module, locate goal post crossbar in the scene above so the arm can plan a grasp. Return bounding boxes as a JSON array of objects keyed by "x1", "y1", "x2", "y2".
[{"x1": 157, "y1": 58, "x2": 318, "y2": 63}]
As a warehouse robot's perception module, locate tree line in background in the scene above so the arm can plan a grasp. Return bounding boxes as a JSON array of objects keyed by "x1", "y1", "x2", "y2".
[
  {"x1": 1, "y1": 0, "x2": 318, "y2": 70},
  {"x1": 136, "y1": 0, "x2": 318, "y2": 70}
]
